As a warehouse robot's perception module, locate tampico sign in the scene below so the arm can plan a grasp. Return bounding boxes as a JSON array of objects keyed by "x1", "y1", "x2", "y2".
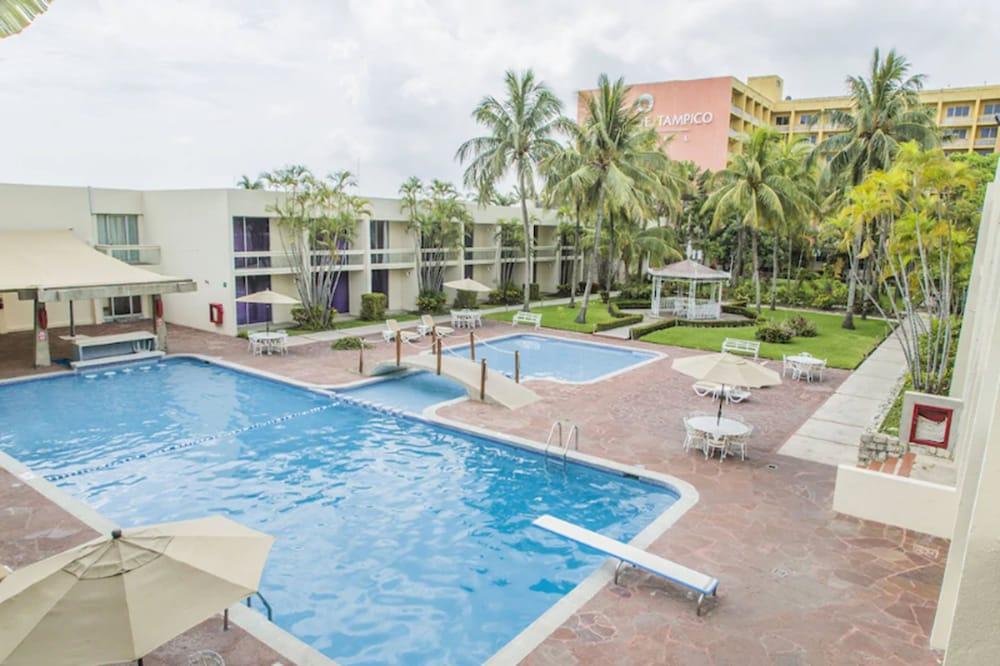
[{"x1": 635, "y1": 92, "x2": 715, "y2": 129}]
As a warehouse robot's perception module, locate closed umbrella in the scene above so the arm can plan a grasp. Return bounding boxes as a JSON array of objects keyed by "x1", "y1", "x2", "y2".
[
  {"x1": 673, "y1": 352, "x2": 781, "y2": 423},
  {"x1": 235, "y1": 289, "x2": 300, "y2": 332},
  {"x1": 0, "y1": 516, "x2": 273, "y2": 666},
  {"x1": 442, "y1": 278, "x2": 492, "y2": 293}
]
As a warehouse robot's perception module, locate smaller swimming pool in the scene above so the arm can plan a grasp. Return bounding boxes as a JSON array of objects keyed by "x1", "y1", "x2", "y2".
[
  {"x1": 446, "y1": 333, "x2": 661, "y2": 383},
  {"x1": 341, "y1": 371, "x2": 468, "y2": 412}
]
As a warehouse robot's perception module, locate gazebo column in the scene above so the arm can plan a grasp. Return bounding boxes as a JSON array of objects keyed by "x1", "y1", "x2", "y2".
[
  {"x1": 152, "y1": 294, "x2": 167, "y2": 352},
  {"x1": 651, "y1": 277, "x2": 660, "y2": 316},
  {"x1": 33, "y1": 298, "x2": 51, "y2": 367}
]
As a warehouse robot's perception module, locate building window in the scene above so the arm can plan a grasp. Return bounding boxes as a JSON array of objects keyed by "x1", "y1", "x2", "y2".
[
  {"x1": 96, "y1": 214, "x2": 139, "y2": 263},
  {"x1": 980, "y1": 126, "x2": 998, "y2": 139},
  {"x1": 233, "y1": 217, "x2": 270, "y2": 269},
  {"x1": 946, "y1": 105, "x2": 971, "y2": 118},
  {"x1": 798, "y1": 114, "x2": 817, "y2": 126},
  {"x1": 104, "y1": 295, "x2": 143, "y2": 320},
  {"x1": 774, "y1": 115, "x2": 789, "y2": 126},
  {"x1": 982, "y1": 102, "x2": 1000, "y2": 116},
  {"x1": 944, "y1": 129, "x2": 968, "y2": 141},
  {"x1": 235, "y1": 275, "x2": 272, "y2": 326}
]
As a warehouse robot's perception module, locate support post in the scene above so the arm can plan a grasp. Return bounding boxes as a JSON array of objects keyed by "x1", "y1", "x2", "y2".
[
  {"x1": 33, "y1": 298, "x2": 51, "y2": 367},
  {"x1": 436, "y1": 338, "x2": 442, "y2": 375},
  {"x1": 469, "y1": 331, "x2": 475, "y2": 361},
  {"x1": 480, "y1": 358, "x2": 487, "y2": 401},
  {"x1": 358, "y1": 344, "x2": 364, "y2": 375},
  {"x1": 69, "y1": 299, "x2": 76, "y2": 337},
  {"x1": 515, "y1": 350, "x2": 520, "y2": 383},
  {"x1": 395, "y1": 332, "x2": 401, "y2": 367},
  {"x1": 152, "y1": 294, "x2": 167, "y2": 352}
]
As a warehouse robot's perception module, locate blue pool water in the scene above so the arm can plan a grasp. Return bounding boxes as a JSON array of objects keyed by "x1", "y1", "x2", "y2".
[
  {"x1": 448, "y1": 334, "x2": 659, "y2": 382},
  {"x1": 342, "y1": 371, "x2": 468, "y2": 413},
  {"x1": 0, "y1": 359, "x2": 678, "y2": 665}
]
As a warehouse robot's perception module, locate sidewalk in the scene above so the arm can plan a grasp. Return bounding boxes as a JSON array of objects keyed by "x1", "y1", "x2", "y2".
[{"x1": 778, "y1": 330, "x2": 908, "y2": 466}]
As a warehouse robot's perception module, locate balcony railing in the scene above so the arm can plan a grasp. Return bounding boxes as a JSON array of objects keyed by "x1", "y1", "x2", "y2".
[
  {"x1": 534, "y1": 244, "x2": 558, "y2": 260},
  {"x1": 977, "y1": 114, "x2": 998, "y2": 125},
  {"x1": 95, "y1": 244, "x2": 161, "y2": 265},
  {"x1": 419, "y1": 248, "x2": 461, "y2": 265},
  {"x1": 942, "y1": 136, "x2": 970, "y2": 148},
  {"x1": 941, "y1": 116, "x2": 973, "y2": 126},
  {"x1": 370, "y1": 248, "x2": 416, "y2": 266},
  {"x1": 465, "y1": 246, "x2": 498, "y2": 262},
  {"x1": 974, "y1": 137, "x2": 997, "y2": 148}
]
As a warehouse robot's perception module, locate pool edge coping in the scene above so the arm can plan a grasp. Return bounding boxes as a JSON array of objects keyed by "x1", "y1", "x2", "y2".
[{"x1": 0, "y1": 352, "x2": 699, "y2": 666}]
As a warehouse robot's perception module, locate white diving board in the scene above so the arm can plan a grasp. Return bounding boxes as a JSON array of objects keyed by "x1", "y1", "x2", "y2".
[{"x1": 532, "y1": 514, "x2": 719, "y2": 615}]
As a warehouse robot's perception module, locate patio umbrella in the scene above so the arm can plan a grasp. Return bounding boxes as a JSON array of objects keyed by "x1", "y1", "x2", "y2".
[
  {"x1": 0, "y1": 515, "x2": 273, "y2": 666},
  {"x1": 673, "y1": 352, "x2": 781, "y2": 424},
  {"x1": 235, "y1": 289, "x2": 300, "y2": 332},
  {"x1": 442, "y1": 278, "x2": 492, "y2": 293}
]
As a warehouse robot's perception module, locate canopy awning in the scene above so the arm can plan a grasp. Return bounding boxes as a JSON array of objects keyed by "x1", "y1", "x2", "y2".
[
  {"x1": 648, "y1": 259, "x2": 730, "y2": 282},
  {"x1": 0, "y1": 230, "x2": 196, "y2": 302}
]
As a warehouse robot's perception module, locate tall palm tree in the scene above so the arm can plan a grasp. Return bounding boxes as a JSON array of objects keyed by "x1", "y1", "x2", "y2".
[
  {"x1": 237, "y1": 174, "x2": 264, "y2": 190},
  {"x1": 816, "y1": 47, "x2": 937, "y2": 328},
  {"x1": 543, "y1": 138, "x2": 593, "y2": 307},
  {"x1": 768, "y1": 136, "x2": 817, "y2": 309},
  {"x1": 457, "y1": 70, "x2": 570, "y2": 311},
  {"x1": 548, "y1": 75, "x2": 671, "y2": 323},
  {"x1": 0, "y1": 0, "x2": 51, "y2": 38},
  {"x1": 704, "y1": 128, "x2": 810, "y2": 314}
]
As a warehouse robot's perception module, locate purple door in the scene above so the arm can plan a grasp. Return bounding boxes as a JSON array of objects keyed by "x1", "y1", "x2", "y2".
[
  {"x1": 332, "y1": 277, "x2": 350, "y2": 314},
  {"x1": 236, "y1": 275, "x2": 272, "y2": 326}
]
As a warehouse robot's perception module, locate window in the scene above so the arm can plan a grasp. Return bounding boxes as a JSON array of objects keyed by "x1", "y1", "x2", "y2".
[
  {"x1": 944, "y1": 128, "x2": 968, "y2": 140},
  {"x1": 982, "y1": 102, "x2": 1000, "y2": 116},
  {"x1": 103, "y1": 295, "x2": 143, "y2": 320},
  {"x1": 946, "y1": 105, "x2": 971, "y2": 118},
  {"x1": 774, "y1": 115, "x2": 789, "y2": 126},
  {"x1": 798, "y1": 113, "x2": 817, "y2": 125},
  {"x1": 96, "y1": 214, "x2": 139, "y2": 263},
  {"x1": 980, "y1": 126, "x2": 998, "y2": 139},
  {"x1": 235, "y1": 275, "x2": 272, "y2": 326},
  {"x1": 233, "y1": 217, "x2": 270, "y2": 269}
]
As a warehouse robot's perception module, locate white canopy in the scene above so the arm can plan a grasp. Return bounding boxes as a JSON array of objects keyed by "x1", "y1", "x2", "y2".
[
  {"x1": 235, "y1": 289, "x2": 300, "y2": 305},
  {"x1": 647, "y1": 259, "x2": 730, "y2": 282},
  {"x1": 0, "y1": 230, "x2": 196, "y2": 302}
]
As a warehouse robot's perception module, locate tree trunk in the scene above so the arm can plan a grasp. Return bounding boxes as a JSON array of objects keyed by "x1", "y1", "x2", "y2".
[
  {"x1": 770, "y1": 233, "x2": 779, "y2": 311},
  {"x1": 842, "y1": 232, "x2": 862, "y2": 330},
  {"x1": 752, "y1": 231, "x2": 761, "y2": 314},
  {"x1": 733, "y1": 224, "x2": 745, "y2": 281},
  {"x1": 570, "y1": 205, "x2": 580, "y2": 307},
  {"x1": 518, "y1": 170, "x2": 532, "y2": 312},
  {"x1": 605, "y1": 213, "x2": 616, "y2": 314},
  {"x1": 576, "y1": 190, "x2": 605, "y2": 324}
]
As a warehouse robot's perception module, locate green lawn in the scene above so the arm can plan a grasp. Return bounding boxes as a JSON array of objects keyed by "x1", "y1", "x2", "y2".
[
  {"x1": 641, "y1": 308, "x2": 892, "y2": 369},
  {"x1": 485, "y1": 303, "x2": 632, "y2": 334},
  {"x1": 287, "y1": 312, "x2": 418, "y2": 336}
]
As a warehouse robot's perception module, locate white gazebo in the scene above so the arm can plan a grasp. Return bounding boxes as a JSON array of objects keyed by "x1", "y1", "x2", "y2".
[{"x1": 648, "y1": 259, "x2": 731, "y2": 320}]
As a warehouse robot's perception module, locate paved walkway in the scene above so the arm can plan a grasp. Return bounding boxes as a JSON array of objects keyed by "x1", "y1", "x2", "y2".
[{"x1": 779, "y1": 329, "x2": 908, "y2": 466}]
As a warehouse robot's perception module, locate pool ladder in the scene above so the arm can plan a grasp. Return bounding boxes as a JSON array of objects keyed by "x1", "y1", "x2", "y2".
[
  {"x1": 223, "y1": 591, "x2": 274, "y2": 631},
  {"x1": 544, "y1": 420, "x2": 579, "y2": 461}
]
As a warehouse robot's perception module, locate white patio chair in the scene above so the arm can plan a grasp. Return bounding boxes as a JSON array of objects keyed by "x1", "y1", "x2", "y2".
[
  {"x1": 810, "y1": 359, "x2": 828, "y2": 382},
  {"x1": 725, "y1": 425, "x2": 753, "y2": 462},
  {"x1": 781, "y1": 354, "x2": 793, "y2": 378},
  {"x1": 274, "y1": 331, "x2": 289, "y2": 356},
  {"x1": 682, "y1": 418, "x2": 707, "y2": 453},
  {"x1": 704, "y1": 432, "x2": 728, "y2": 460}
]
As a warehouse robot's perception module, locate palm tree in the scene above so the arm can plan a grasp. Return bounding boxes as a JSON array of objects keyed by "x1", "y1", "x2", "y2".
[
  {"x1": 767, "y1": 136, "x2": 816, "y2": 309},
  {"x1": 237, "y1": 174, "x2": 264, "y2": 190},
  {"x1": 457, "y1": 70, "x2": 570, "y2": 311},
  {"x1": 0, "y1": 0, "x2": 51, "y2": 37},
  {"x1": 543, "y1": 138, "x2": 592, "y2": 307},
  {"x1": 704, "y1": 128, "x2": 810, "y2": 314},
  {"x1": 548, "y1": 75, "x2": 671, "y2": 323},
  {"x1": 816, "y1": 47, "x2": 937, "y2": 328}
]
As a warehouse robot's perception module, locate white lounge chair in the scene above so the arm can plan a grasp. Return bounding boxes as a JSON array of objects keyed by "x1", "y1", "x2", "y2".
[
  {"x1": 532, "y1": 515, "x2": 719, "y2": 615},
  {"x1": 692, "y1": 381, "x2": 722, "y2": 398},
  {"x1": 382, "y1": 319, "x2": 421, "y2": 343},
  {"x1": 417, "y1": 315, "x2": 454, "y2": 337}
]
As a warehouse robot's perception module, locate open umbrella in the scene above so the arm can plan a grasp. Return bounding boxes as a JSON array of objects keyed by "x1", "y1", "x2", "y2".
[
  {"x1": 442, "y1": 278, "x2": 492, "y2": 293},
  {"x1": 673, "y1": 352, "x2": 781, "y2": 423},
  {"x1": 235, "y1": 289, "x2": 300, "y2": 332},
  {"x1": 0, "y1": 516, "x2": 273, "y2": 666}
]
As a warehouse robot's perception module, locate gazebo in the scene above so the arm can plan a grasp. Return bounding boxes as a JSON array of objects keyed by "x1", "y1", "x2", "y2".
[{"x1": 648, "y1": 259, "x2": 731, "y2": 320}]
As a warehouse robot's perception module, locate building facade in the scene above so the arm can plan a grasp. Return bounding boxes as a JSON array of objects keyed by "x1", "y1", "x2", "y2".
[
  {"x1": 577, "y1": 74, "x2": 1000, "y2": 171},
  {"x1": 0, "y1": 184, "x2": 566, "y2": 337}
]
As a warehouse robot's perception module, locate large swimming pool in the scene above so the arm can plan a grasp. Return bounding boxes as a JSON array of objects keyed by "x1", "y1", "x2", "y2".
[
  {"x1": 0, "y1": 359, "x2": 678, "y2": 665},
  {"x1": 446, "y1": 333, "x2": 661, "y2": 383}
]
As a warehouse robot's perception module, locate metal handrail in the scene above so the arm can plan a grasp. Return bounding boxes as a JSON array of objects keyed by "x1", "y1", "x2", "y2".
[
  {"x1": 544, "y1": 420, "x2": 579, "y2": 460},
  {"x1": 544, "y1": 421, "x2": 563, "y2": 456},
  {"x1": 245, "y1": 591, "x2": 273, "y2": 621}
]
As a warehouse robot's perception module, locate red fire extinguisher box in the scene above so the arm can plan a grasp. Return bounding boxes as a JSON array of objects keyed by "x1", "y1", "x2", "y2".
[{"x1": 208, "y1": 303, "x2": 224, "y2": 325}]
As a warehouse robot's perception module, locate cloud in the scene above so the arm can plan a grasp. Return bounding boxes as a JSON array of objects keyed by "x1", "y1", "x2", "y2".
[{"x1": 0, "y1": 0, "x2": 995, "y2": 195}]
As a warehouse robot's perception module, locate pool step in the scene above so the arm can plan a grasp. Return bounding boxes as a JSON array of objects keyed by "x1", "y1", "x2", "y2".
[{"x1": 70, "y1": 350, "x2": 165, "y2": 371}]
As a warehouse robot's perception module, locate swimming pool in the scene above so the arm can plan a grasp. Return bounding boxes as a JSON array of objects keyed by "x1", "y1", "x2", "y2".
[
  {"x1": 341, "y1": 371, "x2": 468, "y2": 413},
  {"x1": 445, "y1": 333, "x2": 661, "y2": 383},
  {"x1": 0, "y1": 358, "x2": 679, "y2": 665}
]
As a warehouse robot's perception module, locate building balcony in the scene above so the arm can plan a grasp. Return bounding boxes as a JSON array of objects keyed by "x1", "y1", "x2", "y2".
[
  {"x1": 419, "y1": 248, "x2": 461, "y2": 265},
  {"x1": 974, "y1": 137, "x2": 997, "y2": 148},
  {"x1": 370, "y1": 248, "x2": 416, "y2": 268},
  {"x1": 978, "y1": 114, "x2": 998, "y2": 125},
  {"x1": 728, "y1": 129, "x2": 748, "y2": 141},
  {"x1": 941, "y1": 116, "x2": 973, "y2": 127},
  {"x1": 95, "y1": 244, "x2": 161, "y2": 266},
  {"x1": 942, "y1": 136, "x2": 971, "y2": 149},
  {"x1": 774, "y1": 125, "x2": 790, "y2": 133},
  {"x1": 464, "y1": 246, "x2": 497, "y2": 264},
  {"x1": 534, "y1": 244, "x2": 558, "y2": 261}
]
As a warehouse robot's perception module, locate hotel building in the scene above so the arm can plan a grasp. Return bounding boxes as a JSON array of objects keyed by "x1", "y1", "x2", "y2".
[
  {"x1": 578, "y1": 74, "x2": 1000, "y2": 171},
  {"x1": 0, "y1": 184, "x2": 564, "y2": 337}
]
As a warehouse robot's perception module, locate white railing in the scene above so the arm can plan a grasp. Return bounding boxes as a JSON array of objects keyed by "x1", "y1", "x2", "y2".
[
  {"x1": 974, "y1": 137, "x2": 997, "y2": 148},
  {"x1": 419, "y1": 248, "x2": 461, "y2": 264},
  {"x1": 534, "y1": 244, "x2": 558, "y2": 260},
  {"x1": 465, "y1": 246, "x2": 498, "y2": 262},
  {"x1": 370, "y1": 248, "x2": 416, "y2": 266},
  {"x1": 941, "y1": 116, "x2": 973, "y2": 126},
  {"x1": 977, "y1": 114, "x2": 998, "y2": 125},
  {"x1": 95, "y1": 244, "x2": 161, "y2": 265}
]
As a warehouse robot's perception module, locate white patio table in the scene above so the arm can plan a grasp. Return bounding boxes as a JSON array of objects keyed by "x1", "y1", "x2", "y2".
[
  {"x1": 687, "y1": 416, "x2": 750, "y2": 439},
  {"x1": 787, "y1": 354, "x2": 825, "y2": 382}
]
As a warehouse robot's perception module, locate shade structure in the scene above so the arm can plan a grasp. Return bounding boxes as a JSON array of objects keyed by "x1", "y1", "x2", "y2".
[
  {"x1": 234, "y1": 289, "x2": 300, "y2": 306},
  {"x1": 0, "y1": 516, "x2": 273, "y2": 666},
  {"x1": 442, "y1": 278, "x2": 492, "y2": 293},
  {"x1": 673, "y1": 352, "x2": 781, "y2": 423}
]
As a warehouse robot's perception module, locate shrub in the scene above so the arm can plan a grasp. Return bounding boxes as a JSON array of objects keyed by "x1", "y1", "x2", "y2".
[
  {"x1": 755, "y1": 320, "x2": 793, "y2": 343},
  {"x1": 599, "y1": 290, "x2": 610, "y2": 304},
  {"x1": 529, "y1": 283, "x2": 540, "y2": 301},
  {"x1": 416, "y1": 290, "x2": 447, "y2": 314},
  {"x1": 631, "y1": 318, "x2": 677, "y2": 339},
  {"x1": 360, "y1": 292, "x2": 387, "y2": 321},
  {"x1": 785, "y1": 315, "x2": 817, "y2": 337},
  {"x1": 578, "y1": 280, "x2": 600, "y2": 294},
  {"x1": 721, "y1": 303, "x2": 758, "y2": 321},
  {"x1": 486, "y1": 282, "x2": 523, "y2": 305},
  {"x1": 620, "y1": 282, "x2": 652, "y2": 300},
  {"x1": 452, "y1": 289, "x2": 479, "y2": 310},
  {"x1": 555, "y1": 283, "x2": 572, "y2": 297},
  {"x1": 291, "y1": 305, "x2": 335, "y2": 329},
  {"x1": 331, "y1": 336, "x2": 371, "y2": 351},
  {"x1": 595, "y1": 314, "x2": 643, "y2": 332},
  {"x1": 612, "y1": 299, "x2": 649, "y2": 310}
]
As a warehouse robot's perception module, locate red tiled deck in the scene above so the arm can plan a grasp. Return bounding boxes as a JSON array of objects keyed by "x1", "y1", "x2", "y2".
[{"x1": 0, "y1": 321, "x2": 946, "y2": 664}]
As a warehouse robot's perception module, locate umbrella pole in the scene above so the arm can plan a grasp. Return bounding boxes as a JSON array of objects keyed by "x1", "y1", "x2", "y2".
[{"x1": 717, "y1": 384, "x2": 725, "y2": 425}]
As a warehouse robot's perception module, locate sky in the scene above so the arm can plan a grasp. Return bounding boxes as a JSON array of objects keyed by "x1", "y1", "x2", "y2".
[{"x1": 1, "y1": 0, "x2": 996, "y2": 197}]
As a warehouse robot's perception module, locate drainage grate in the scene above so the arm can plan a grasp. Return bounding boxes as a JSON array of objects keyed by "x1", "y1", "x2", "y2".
[{"x1": 767, "y1": 463, "x2": 779, "y2": 471}]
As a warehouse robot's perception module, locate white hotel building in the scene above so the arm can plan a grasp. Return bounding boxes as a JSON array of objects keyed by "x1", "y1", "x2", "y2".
[{"x1": 0, "y1": 184, "x2": 565, "y2": 337}]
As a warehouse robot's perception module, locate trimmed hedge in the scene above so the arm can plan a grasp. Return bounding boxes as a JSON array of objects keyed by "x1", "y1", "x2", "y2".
[
  {"x1": 360, "y1": 292, "x2": 386, "y2": 321},
  {"x1": 721, "y1": 303, "x2": 758, "y2": 321},
  {"x1": 595, "y1": 314, "x2": 643, "y2": 332},
  {"x1": 612, "y1": 299, "x2": 649, "y2": 310},
  {"x1": 630, "y1": 318, "x2": 677, "y2": 339}
]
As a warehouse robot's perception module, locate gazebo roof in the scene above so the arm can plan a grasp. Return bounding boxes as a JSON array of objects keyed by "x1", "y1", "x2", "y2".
[{"x1": 647, "y1": 259, "x2": 730, "y2": 282}]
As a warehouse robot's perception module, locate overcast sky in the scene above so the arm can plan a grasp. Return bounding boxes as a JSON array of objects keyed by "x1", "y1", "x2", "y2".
[{"x1": 1, "y1": 0, "x2": 996, "y2": 196}]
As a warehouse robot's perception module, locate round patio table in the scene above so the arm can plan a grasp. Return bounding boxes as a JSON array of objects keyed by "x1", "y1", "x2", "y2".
[
  {"x1": 788, "y1": 354, "x2": 825, "y2": 382},
  {"x1": 249, "y1": 331, "x2": 285, "y2": 355},
  {"x1": 687, "y1": 416, "x2": 750, "y2": 439}
]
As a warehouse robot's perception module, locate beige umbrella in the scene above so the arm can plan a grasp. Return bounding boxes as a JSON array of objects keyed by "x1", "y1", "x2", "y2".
[
  {"x1": 673, "y1": 352, "x2": 781, "y2": 423},
  {"x1": 235, "y1": 289, "x2": 300, "y2": 332},
  {"x1": 0, "y1": 516, "x2": 273, "y2": 666},
  {"x1": 442, "y1": 278, "x2": 492, "y2": 293}
]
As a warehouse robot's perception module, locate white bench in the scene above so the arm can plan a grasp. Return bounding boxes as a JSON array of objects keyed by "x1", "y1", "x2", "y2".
[
  {"x1": 532, "y1": 514, "x2": 719, "y2": 615},
  {"x1": 721, "y1": 338, "x2": 760, "y2": 359},
  {"x1": 512, "y1": 311, "x2": 542, "y2": 329}
]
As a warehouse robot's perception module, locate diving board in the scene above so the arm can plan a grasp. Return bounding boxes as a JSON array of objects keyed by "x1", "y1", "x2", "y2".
[
  {"x1": 532, "y1": 514, "x2": 719, "y2": 615},
  {"x1": 372, "y1": 354, "x2": 539, "y2": 410}
]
